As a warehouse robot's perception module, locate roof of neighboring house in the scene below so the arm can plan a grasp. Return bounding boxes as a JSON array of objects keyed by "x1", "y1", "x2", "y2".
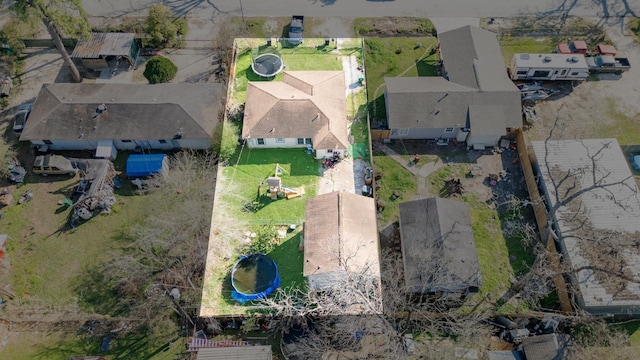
[
  {"x1": 304, "y1": 191, "x2": 380, "y2": 279},
  {"x1": 521, "y1": 334, "x2": 564, "y2": 360},
  {"x1": 438, "y1": 25, "x2": 516, "y2": 92},
  {"x1": 20, "y1": 83, "x2": 222, "y2": 141},
  {"x1": 532, "y1": 138, "x2": 640, "y2": 312},
  {"x1": 385, "y1": 26, "x2": 520, "y2": 132},
  {"x1": 71, "y1": 33, "x2": 135, "y2": 59},
  {"x1": 399, "y1": 197, "x2": 481, "y2": 293},
  {"x1": 242, "y1": 71, "x2": 349, "y2": 149},
  {"x1": 196, "y1": 345, "x2": 272, "y2": 360}
]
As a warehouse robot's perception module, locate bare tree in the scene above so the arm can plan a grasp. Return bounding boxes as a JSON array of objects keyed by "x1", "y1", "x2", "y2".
[{"x1": 6, "y1": 0, "x2": 91, "y2": 82}]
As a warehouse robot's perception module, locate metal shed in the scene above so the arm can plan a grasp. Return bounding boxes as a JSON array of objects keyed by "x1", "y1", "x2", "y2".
[{"x1": 71, "y1": 33, "x2": 137, "y2": 70}]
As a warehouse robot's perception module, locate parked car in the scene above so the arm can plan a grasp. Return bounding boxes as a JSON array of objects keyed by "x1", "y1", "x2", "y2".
[
  {"x1": 12, "y1": 102, "x2": 33, "y2": 136},
  {"x1": 32, "y1": 154, "x2": 78, "y2": 176},
  {"x1": 585, "y1": 55, "x2": 631, "y2": 75},
  {"x1": 288, "y1": 15, "x2": 304, "y2": 45}
]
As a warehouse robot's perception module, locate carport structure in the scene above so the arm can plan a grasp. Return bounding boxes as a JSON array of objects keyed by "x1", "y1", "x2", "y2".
[{"x1": 71, "y1": 33, "x2": 138, "y2": 70}]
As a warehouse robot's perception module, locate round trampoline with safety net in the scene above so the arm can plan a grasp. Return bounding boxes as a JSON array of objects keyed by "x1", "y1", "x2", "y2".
[
  {"x1": 251, "y1": 53, "x2": 284, "y2": 78},
  {"x1": 231, "y1": 254, "x2": 280, "y2": 303}
]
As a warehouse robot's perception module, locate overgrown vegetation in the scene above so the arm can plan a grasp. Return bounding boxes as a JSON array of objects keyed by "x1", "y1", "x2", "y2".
[
  {"x1": 353, "y1": 17, "x2": 435, "y2": 36},
  {"x1": 143, "y1": 4, "x2": 187, "y2": 48},
  {"x1": 143, "y1": 56, "x2": 177, "y2": 83},
  {"x1": 212, "y1": 121, "x2": 240, "y2": 161}
]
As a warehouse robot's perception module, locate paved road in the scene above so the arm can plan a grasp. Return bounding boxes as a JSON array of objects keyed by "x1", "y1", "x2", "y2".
[{"x1": 83, "y1": 0, "x2": 639, "y2": 19}]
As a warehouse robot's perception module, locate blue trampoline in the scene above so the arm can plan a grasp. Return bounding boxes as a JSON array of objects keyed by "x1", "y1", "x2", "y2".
[{"x1": 231, "y1": 254, "x2": 280, "y2": 303}]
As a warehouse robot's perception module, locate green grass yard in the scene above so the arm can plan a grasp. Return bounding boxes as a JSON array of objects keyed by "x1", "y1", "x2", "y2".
[
  {"x1": 372, "y1": 148, "x2": 418, "y2": 225},
  {"x1": 498, "y1": 35, "x2": 558, "y2": 66},
  {"x1": 219, "y1": 148, "x2": 320, "y2": 224}
]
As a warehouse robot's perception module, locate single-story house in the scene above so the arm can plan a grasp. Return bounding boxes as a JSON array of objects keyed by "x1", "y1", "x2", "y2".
[
  {"x1": 532, "y1": 138, "x2": 640, "y2": 314},
  {"x1": 509, "y1": 53, "x2": 589, "y2": 81},
  {"x1": 70, "y1": 32, "x2": 138, "y2": 70},
  {"x1": 242, "y1": 71, "x2": 349, "y2": 159},
  {"x1": 384, "y1": 25, "x2": 521, "y2": 148},
  {"x1": 399, "y1": 197, "x2": 482, "y2": 301},
  {"x1": 19, "y1": 83, "x2": 222, "y2": 152},
  {"x1": 304, "y1": 191, "x2": 381, "y2": 292}
]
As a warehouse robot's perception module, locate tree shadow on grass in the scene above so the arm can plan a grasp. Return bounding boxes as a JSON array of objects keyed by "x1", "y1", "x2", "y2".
[{"x1": 73, "y1": 265, "x2": 131, "y2": 318}]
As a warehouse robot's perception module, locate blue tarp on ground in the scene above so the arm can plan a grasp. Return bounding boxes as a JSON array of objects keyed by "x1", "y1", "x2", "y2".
[
  {"x1": 231, "y1": 254, "x2": 280, "y2": 303},
  {"x1": 126, "y1": 154, "x2": 166, "y2": 177}
]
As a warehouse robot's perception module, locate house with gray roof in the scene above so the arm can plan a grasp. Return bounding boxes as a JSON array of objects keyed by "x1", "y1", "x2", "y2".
[
  {"x1": 242, "y1": 71, "x2": 349, "y2": 159},
  {"x1": 304, "y1": 191, "x2": 381, "y2": 292},
  {"x1": 532, "y1": 138, "x2": 640, "y2": 314},
  {"x1": 19, "y1": 83, "x2": 222, "y2": 153},
  {"x1": 384, "y1": 25, "x2": 521, "y2": 148},
  {"x1": 398, "y1": 197, "x2": 482, "y2": 302}
]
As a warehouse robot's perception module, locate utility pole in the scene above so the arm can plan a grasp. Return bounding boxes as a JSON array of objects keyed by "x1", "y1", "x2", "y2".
[{"x1": 239, "y1": 0, "x2": 246, "y2": 31}]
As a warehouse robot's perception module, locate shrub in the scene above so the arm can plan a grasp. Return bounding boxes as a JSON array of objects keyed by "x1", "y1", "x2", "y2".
[
  {"x1": 143, "y1": 56, "x2": 177, "y2": 84},
  {"x1": 143, "y1": 4, "x2": 186, "y2": 48}
]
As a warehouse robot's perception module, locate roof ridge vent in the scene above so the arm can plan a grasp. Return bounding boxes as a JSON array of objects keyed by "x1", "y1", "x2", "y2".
[{"x1": 543, "y1": 56, "x2": 552, "y2": 63}]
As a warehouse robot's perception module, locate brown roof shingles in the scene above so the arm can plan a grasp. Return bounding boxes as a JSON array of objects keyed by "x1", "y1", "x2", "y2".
[
  {"x1": 304, "y1": 192, "x2": 380, "y2": 278},
  {"x1": 242, "y1": 71, "x2": 349, "y2": 149}
]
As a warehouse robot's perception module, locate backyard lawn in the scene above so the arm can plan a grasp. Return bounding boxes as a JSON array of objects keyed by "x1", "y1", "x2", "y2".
[
  {"x1": 372, "y1": 148, "x2": 418, "y2": 225},
  {"x1": 498, "y1": 35, "x2": 558, "y2": 66},
  {"x1": 363, "y1": 37, "x2": 440, "y2": 123},
  {"x1": 218, "y1": 148, "x2": 320, "y2": 224}
]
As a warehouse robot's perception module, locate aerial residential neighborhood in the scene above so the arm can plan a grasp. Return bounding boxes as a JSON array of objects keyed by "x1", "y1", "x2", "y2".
[{"x1": 1, "y1": 1, "x2": 640, "y2": 359}]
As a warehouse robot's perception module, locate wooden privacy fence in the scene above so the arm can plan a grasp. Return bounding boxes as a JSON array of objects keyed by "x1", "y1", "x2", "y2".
[
  {"x1": 515, "y1": 128, "x2": 572, "y2": 313},
  {"x1": 370, "y1": 129, "x2": 391, "y2": 141}
]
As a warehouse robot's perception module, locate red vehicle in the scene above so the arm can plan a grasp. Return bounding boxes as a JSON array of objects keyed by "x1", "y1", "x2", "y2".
[
  {"x1": 557, "y1": 40, "x2": 589, "y2": 55},
  {"x1": 596, "y1": 44, "x2": 617, "y2": 56}
]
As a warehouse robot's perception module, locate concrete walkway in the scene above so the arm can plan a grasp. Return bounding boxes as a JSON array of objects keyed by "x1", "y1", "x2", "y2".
[{"x1": 373, "y1": 141, "x2": 445, "y2": 178}]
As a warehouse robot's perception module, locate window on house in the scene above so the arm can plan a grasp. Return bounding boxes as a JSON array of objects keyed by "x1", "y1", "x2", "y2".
[
  {"x1": 159, "y1": 140, "x2": 167, "y2": 144},
  {"x1": 297, "y1": 138, "x2": 304, "y2": 145},
  {"x1": 444, "y1": 127, "x2": 455, "y2": 133},
  {"x1": 122, "y1": 139, "x2": 132, "y2": 143},
  {"x1": 398, "y1": 128, "x2": 409, "y2": 136},
  {"x1": 43, "y1": 140, "x2": 53, "y2": 145},
  {"x1": 305, "y1": 138, "x2": 312, "y2": 145},
  {"x1": 276, "y1": 138, "x2": 284, "y2": 143},
  {"x1": 326, "y1": 149, "x2": 333, "y2": 154},
  {"x1": 257, "y1": 138, "x2": 265, "y2": 145}
]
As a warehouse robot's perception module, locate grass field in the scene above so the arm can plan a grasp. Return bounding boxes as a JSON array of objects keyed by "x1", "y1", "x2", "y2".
[
  {"x1": 363, "y1": 37, "x2": 439, "y2": 122},
  {"x1": 372, "y1": 148, "x2": 418, "y2": 225},
  {"x1": 498, "y1": 35, "x2": 558, "y2": 65},
  {"x1": 218, "y1": 148, "x2": 320, "y2": 224}
]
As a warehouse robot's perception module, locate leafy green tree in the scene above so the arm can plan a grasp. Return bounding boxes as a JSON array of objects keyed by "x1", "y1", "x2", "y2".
[
  {"x1": 143, "y1": 4, "x2": 186, "y2": 48},
  {"x1": 6, "y1": 0, "x2": 91, "y2": 82},
  {"x1": 143, "y1": 56, "x2": 177, "y2": 84}
]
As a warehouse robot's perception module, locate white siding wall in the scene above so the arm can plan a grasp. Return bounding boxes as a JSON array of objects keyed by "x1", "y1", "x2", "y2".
[
  {"x1": 247, "y1": 137, "x2": 303, "y2": 148},
  {"x1": 466, "y1": 133, "x2": 500, "y2": 148}
]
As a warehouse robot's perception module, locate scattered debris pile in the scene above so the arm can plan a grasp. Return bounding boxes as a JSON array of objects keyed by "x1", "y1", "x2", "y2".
[{"x1": 70, "y1": 160, "x2": 116, "y2": 227}]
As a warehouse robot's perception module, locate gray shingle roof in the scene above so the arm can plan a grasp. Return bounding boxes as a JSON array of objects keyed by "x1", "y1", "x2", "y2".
[
  {"x1": 71, "y1": 33, "x2": 135, "y2": 59},
  {"x1": 385, "y1": 26, "x2": 520, "y2": 134},
  {"x1": 20, "y1": 83, "x2": 222, "y2": 141},
  {"x1": 399, "y1": 197, "x2": 482, "y2": 293}
]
